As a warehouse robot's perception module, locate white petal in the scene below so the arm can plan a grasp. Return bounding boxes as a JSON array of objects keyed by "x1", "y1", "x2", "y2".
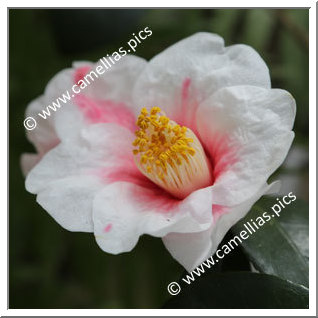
[
  {"x1": 22, "y1": 68, "x2": 75, "y2": 174},
  {"x1": 209, "y1": 182, "x2": 280, "y2": 258},
  {"x1": 82, "y1": 55, "x2": 147, "y2": 104},
  {"x1": 196, "y1": 86, "x2": 296, "y2": 206},
  {"x1": 133, "y1": 32, "x2": 270, "y2": 123},
  {"x1": 44, "y1": 68, "x2": 74, "y2": 101},
  {"x1": 26, "y1": 123, "x2": 134, "y2": 194},
  {"x1": 93, "y1": 182, "x2": 213, "y2": 254},
  {"x1": 163, "y1": 182, "x2": 279, "y2": 271},
  {"x1": 162, "y1": 230, "x2": 213, "y2": 272},
  {"x1": 24, "y1": 95, "x2": 59, "y2": 155},
  {"x1": 72, "y1": 61, "x2": 92, "y2": 68},
  {"x1": 54, "y1": 55, "x2": 146, "y2": 140},
  {"x1": 25, "y1": 123, "x2": 136, "y2": 232},
  {"x1": 24, "y1": 55, "x2": 146, "y2": 157},
  {"x1": 36, "y1": 176, "x2": 101, "y2": 232}
]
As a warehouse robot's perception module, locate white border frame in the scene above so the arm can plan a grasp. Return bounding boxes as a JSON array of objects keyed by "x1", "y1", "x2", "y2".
[{"x1": 3, "y1": 1, "x2": 316, "y2": 316}]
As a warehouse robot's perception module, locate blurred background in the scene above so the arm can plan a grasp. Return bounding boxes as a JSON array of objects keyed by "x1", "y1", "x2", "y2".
[{"x1": 9, "y1": 9, "x2": 309, "y2": 308}]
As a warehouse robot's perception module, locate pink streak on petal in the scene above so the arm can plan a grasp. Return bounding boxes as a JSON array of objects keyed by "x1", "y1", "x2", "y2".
[
  {"x1": 212, "y1": 204, "x2": 228, "y2": 220},
  {"x1": 177, "y1": 78, "x2": 238, "y2": 183},
  {"x1": 105, "y1": 160, "x2": 152, "y2": 188},
  {"x1": 131, "y1": 184, "x2": 181, "y2": 213},
  {"x1": 74, "y1": 94, "x2": 136, "y2": 132},
  {"x1": 98, "y1": 159, "x2": 181, "y2": 213},
  {"x1": 74, "y1": 66, "x2": 92, "y2": 85},
  {"x1": 173, "y1": 78, "x2": 200, "y2": 134},
  {"x1": 181, "y1": 77, "x2": 191, "y2": 114},
  {"x1": 203, "y1": 133, "x2": 238, "y2": 181},
  {"x1": 178, "y1": 77, "x2": 237, "y2": 183},
  {"x1": 104, "y1": 223, "x2": 112, "y2": 232},
  {"x1": 198, "y1": 113, "x2": 238, "y2": 182},
  {"x1": 107, "y1": 171, "x2": 181, "y2": 213}
]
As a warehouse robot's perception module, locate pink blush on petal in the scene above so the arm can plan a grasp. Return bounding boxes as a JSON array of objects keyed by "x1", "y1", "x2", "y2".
[
  {"x1": 212, "y1": 204, "x2": 228, "y2": 220},
  {"x1": 74, "y1": 94, "x2": 136, "y2": 132},
  {"x1": 200, "y1": 129, "x2": 238, "y2": 182},
  {"x1": 211, "y1": 137, "x2": 237, "y2": 181},
  {"x1": 74, "y1": 66, "x2": 92, "y2": 85},
  {"x1": 97, "y1": 153, "x2": 148, "y2": 186},
  {"x1": 104, "y1": 223, "x2": 113, "y2": 233},
  {"x1": 173, "y1": 78, "x2": 200, "y2": 134},
  {"x1": 174, "y1": 78, "x2": 238, "y2": 184},
  {"x1": 105, "y1": 164, "x2": 153, "y2": 189},
  {"x1": 181, "y1": 77, "x2": 191, "y2": 111},
  {"x1": 98, "y1": 161, "x2": 181, "y2": 213},
  {"x1": 130, "y1": 184, "x2": 181, "y2": 213},
  {"x1": 73, "y1": 66, "x2": 136, "y2": 131}
]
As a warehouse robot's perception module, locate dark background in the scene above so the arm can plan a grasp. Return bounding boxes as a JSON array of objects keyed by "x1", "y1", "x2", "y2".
[{"x1": 9, "y1": 9, "x2": 309, "y2": 308}]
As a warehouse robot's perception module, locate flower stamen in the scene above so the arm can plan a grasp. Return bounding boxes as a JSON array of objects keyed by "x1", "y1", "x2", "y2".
[{"x1": 132, "y1": 107, "x2": 212, "y2": 199}]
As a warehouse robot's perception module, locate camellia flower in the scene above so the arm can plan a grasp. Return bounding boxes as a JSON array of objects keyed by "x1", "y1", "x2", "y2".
[{"x1": 23, "y1": 33, "x2": 296, "y2": 271}]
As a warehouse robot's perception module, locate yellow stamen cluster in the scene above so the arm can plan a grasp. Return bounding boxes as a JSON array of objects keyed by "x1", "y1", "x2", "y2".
[
  {"x1": 132, "y1": 107, "x2": 212, "y2": 199},
  {"x1": 133, "y1": 107, "x2": 196, "y2": 176}
]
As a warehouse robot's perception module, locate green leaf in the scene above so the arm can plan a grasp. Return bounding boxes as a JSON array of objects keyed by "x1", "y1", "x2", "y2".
[
  {"x1": 278, "y1": 198, "x2": 309, "y2": 261},
  {"x1": 232, "y1": 196, "x2": 309, "y2": 287},
  {"x1": 163, "y1": 272, "x2": 309, "y2": 309}
]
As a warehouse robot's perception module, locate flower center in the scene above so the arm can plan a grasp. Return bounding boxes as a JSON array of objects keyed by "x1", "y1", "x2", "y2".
[{"x1": 132, "y1": 107, "x2": 212, "y2": 199}]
